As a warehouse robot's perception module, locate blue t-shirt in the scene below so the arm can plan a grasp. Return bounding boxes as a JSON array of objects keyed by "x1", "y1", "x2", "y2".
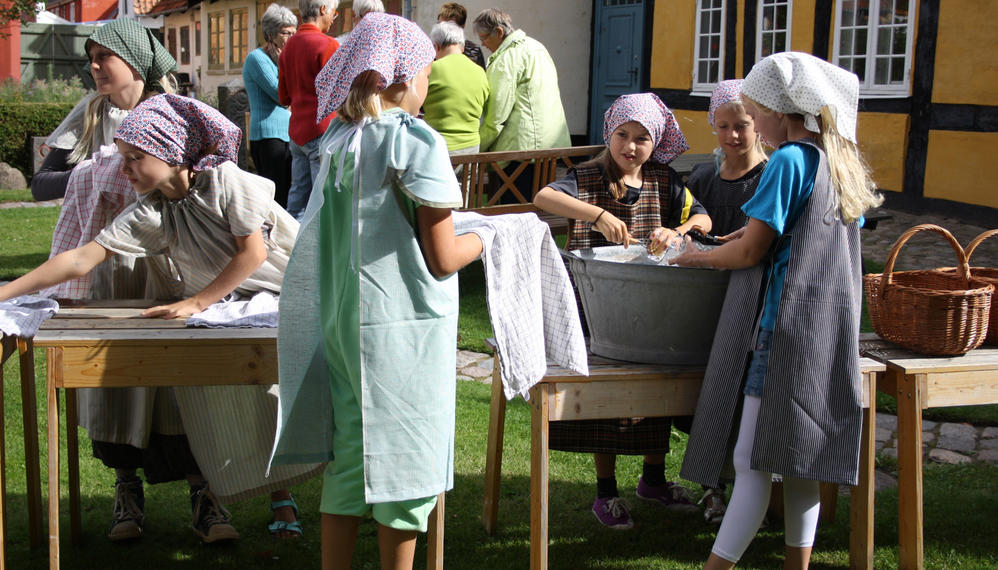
[{"x1": 741, "y1": 142, "x2": 819, "y2": 330}]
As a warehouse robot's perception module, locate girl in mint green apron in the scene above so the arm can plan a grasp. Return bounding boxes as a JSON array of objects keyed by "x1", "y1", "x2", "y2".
[{"x1": 271, "y1": 13, "x2": 483, "y2": 568}]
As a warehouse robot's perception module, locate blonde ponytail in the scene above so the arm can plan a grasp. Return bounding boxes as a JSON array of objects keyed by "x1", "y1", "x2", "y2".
[
  {"x1": 338, "y1": 70, "x2": 384, "y2": 123},
  {"x1": 818, "y1": 106, "x2": 882, "y2": 224}
]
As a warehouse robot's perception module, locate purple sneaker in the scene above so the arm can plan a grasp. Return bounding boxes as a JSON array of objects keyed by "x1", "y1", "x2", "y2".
[
  {"x1": 635, "y1": 478, "x2": 699, "y2": 512},
  {"x1": 591, "y1": 496, "x2": 634, "y2": 529}
]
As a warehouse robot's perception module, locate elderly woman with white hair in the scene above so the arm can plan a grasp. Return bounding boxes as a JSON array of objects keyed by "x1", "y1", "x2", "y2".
[
  {"x1": 243, "y1": 3, "x2": 297, "y2": 208},
  {"x1": 423, "y1": 20, "x2": 489, "y2": 155},
  {"x1": 335, "y1": 0, "x2": 384, "y2": 43},
  {"x1": 278, "y1": 0, "x2": 340, "y2": 220}
]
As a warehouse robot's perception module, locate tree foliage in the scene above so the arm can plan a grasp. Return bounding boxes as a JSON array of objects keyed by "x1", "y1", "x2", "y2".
[{"x1": 0, "y1": 0, "x2": 38, "y2": 28}]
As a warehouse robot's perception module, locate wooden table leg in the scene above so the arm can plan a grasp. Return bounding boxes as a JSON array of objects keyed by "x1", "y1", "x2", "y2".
[
  {"x1": 850, "y1": 372, "x2": 876, "y2": 570},
  {"x1": 482, "y1": 359, "x2": 506, "y2": 536},
  {"x1": 426, "y1": 492, "x2": 445, "y2": 570},
  {"x1": 529, "y1": 384, "x2": 549, "y2": 570},
  {"x1": 47, "y1": 348, "x2": 62, "y2": 570},
  {"x1": 65, "y1": 390, "x2": 81, "y2": 546},
  {"x1": 0, "y1": 338, "x2": 9, "y2": 570},
  {"x1": 17, "y1": 339, "x2": 43, "y2": 548},
  {"x1": 895, "y1": 369, "x2": 924, "y2": 570}
]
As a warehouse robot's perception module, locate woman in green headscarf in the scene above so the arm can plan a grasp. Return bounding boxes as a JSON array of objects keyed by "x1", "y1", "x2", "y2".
[{"x1": 31, "y1": 18, "x2": 176, "y2": 201}]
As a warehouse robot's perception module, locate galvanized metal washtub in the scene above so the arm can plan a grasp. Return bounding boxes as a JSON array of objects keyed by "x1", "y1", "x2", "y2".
[{"x1": 563, "y1": 245, "x2": 731, "y2": 365}]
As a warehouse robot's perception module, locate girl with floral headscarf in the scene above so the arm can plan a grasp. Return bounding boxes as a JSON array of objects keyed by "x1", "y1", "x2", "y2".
[
  {"x1": 687, "y1": 79, "x2": 769, "y2": 238},
  {"x1": 0, "y1": 93, "x2": 320, "y2": 543},
  {"x1": 674, "y1": 53, "x2": 881, "y2": 569},
  {"x1": 270, "y1": 13, "x2": 482, "y2": 568},
  {"x1": 533, "y1": 93, "x2": 712, "y2": 530}
]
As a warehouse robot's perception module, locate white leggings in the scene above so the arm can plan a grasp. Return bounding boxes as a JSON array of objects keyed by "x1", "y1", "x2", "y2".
[{"x1": 710, "y1": 396, "x2": 821, "y2": 563}]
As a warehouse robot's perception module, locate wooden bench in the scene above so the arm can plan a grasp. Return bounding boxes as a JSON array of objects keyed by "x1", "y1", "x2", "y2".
[
  {"x1": 450, "y1": 146, "x2": 604, "y2": 234},
  {"x1": 449, "y1": 148, "x2": 715, "y2": 234}
]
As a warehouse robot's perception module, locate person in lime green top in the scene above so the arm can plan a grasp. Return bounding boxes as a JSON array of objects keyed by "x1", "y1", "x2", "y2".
[{"x1": 423, "y1": 21, "x2": 490, "y2": 154}]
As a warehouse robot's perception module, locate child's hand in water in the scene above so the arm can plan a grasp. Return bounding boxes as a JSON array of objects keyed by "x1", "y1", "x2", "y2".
[
  {"x1": 648, "y1": 227, "x2": 684, "y2": 255},
  {"x1": 143, "y1": 298, "x2": 204, "y2": 319}
]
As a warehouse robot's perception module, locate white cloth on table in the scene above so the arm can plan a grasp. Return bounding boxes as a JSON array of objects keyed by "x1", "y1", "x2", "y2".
[
  {"x1": 452, "y1": 210, "x2": 588, "y2": 400},
  {"x1": 186, "y1": 291, "x2": 278, "y2": 328},
  {"x1": 0, "y1": 296, "x2": 59, "y2": 337}
]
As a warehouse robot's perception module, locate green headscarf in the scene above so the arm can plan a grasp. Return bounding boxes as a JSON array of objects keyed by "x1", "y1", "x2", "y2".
[{"x1": 87, "y1": 19, "x2": 177, "y2": 90}]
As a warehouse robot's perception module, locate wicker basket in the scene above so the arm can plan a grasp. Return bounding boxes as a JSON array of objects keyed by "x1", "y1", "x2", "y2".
[
  {"x1": 863, "y1": 224, "x2": 994, "y2": 355},
  {"x1": 935, "y1": 229, "x2": 998, "y2": 346}
]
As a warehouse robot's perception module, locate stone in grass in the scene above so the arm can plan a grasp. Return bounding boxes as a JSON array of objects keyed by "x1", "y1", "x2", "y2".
[
  {"x1": 982, "y1": 427, "x2": 998, "y2": 439},
  {"x1": 0, "y1": 162, "x2": 27, "y2": 190},
  {"x1": 980, "y1": 438, "x2": 998, "y2": 450},
  {"x1": 937, "y1": 434, "x2": 977, "y2": 453},
  {"x1": 921, "y1": 419, "x2": 937, "y2": 431},
  {"x1": 922, "y1": 431, "x2": 936, "y2": 444},
  {"x1": 939, "y1": 422, "x2": 977, "y2": 438},
  {"x1": 875, "y1": 427, "x2": 893, "y2": 442},
  {"x1": 928, "y1": 448, "x2": 971, "y2": 465},
  {"x1": 877, "y1": 414, "x2": 898, "y2": 431},
  {"x1": 978, "y1": 450, "x2": 998, "y2": 465}
]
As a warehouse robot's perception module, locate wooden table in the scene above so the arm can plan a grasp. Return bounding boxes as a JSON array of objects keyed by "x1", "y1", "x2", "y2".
[
  {"x1": 482, "y1": 349, "x2": 884, "y2": 570},
  {"x1": 860, "y1": 335, "x2": 998, "y2": 570},
  {"x1": 32, "y1": 302, "x2": 444, "y2": 569},
  {"x1": 0, "y1": 334, "x2": 45, "y2": 570}
]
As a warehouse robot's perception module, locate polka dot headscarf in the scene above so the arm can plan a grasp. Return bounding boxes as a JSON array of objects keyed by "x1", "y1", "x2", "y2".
[
  {"x1": 741, "y1": 52, "x2": 860, "y2": 143},
  {"x1": 603, "y1": 93, "x2": 688, "y2": 165}
]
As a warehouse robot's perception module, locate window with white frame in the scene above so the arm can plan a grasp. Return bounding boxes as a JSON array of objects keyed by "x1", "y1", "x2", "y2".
[
  {"x1": 757, "y1": 0, "x2": 791, "y2": 61},
  {"x1": 833, "y1": 0, "x2": 915, "y2": 96},
  {"x1": 693, "y1": 0, "x2": 725, "y2": 92}
]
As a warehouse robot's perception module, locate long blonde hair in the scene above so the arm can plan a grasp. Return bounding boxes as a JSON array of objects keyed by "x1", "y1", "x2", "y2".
[
  {"x1": 743, "y1": 95, "x2": 881, "y2": 224},
  {"x1": 68, "y1": 75, "x2": 176, "y2": 165}
]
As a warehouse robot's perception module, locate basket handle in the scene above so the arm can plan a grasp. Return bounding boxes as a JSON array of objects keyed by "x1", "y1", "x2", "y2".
[
  {"x1": 964, "y1": 229, "x2": 998, "y2": 262},
  {"x1": 880, "y1": 224, "x2": 971, "y2": 296}
]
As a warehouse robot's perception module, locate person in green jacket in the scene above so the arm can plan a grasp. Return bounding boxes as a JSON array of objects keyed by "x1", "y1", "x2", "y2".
[{"x1": 473, "y1": 8, "x2": 571, "y2": 201}]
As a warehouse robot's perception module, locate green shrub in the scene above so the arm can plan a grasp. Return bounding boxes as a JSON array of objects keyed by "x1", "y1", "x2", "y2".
[
  {"x1": 0, "y1": 77, "x2": 89, "y2": 103},
  {"x1": 0, "y1": 101, "x2": 76, "y2": 180}
]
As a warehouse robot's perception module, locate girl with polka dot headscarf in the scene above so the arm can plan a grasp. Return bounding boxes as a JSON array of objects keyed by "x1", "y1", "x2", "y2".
[
  {"x1": 687, "y1": 79, "x2": 769, "y2": 237},
  {"x1": 674, "y1": 52, "x2": 882, "y2": 569}
]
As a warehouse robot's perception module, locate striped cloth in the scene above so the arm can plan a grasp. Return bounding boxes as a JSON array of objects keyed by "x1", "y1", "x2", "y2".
[{"x1": 452, "y1": 210, "x2": 588, "y2": 399}]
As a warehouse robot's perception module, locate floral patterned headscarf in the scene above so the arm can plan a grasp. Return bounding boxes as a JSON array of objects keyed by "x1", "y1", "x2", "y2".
[
  {"x1": 708, "y1": 79, "x2": 744, "y2": 127},
  {"x1": 115, "y1": 94, "x2": 242, "y2": 172},
  {"x1": 603, "y1": 93, "x2": 688, "y2": 165},
  {"x1": 315, "y1": 12, "x2": 435, "y2": 121},
  {"x1": 741, "y1": 52, "x2": 860, "y2": 143}
]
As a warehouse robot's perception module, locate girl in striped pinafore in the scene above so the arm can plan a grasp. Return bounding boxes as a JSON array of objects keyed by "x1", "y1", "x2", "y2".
[
  {"x1": 673, "y1": 53, "x2": 882, "y2": 568},
  {"x1": 534, "y1": 93, "x2": 712, "y2": 530}
]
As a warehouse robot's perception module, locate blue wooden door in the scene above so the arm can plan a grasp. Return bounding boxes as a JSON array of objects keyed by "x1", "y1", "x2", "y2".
[{"x1": 589, "y1": 0, "x2": 646, "y2": 144}]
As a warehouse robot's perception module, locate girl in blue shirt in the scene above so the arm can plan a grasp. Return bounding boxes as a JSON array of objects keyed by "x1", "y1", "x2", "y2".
[{"x1": 674, "y1": 53, "x2": 881, "y2": 569}]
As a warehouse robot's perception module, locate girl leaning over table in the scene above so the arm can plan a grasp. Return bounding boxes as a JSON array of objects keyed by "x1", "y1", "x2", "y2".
[
  {"x1": 533, "y1": 93, "x2": 714, "y2": 530},
  {"x1": 672, "y1": 52, "x2": 882, "y2": 569},
  {"x1": 0, "y1": 94, "x2": 321, "y2": 543},
  {"x1": 31, "y1": 19, "x2": 258, "y2": 544},
  {"x1": 269, "y1": 13, "x2": 483, "y2": 569}
]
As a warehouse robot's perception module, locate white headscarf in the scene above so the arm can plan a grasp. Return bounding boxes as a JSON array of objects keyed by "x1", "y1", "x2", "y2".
[{"x1": 741, "y1": 52, "x2": 860, "y2": 143}]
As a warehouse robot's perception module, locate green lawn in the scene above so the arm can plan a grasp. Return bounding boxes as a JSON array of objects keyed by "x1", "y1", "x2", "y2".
[{"x1": 2, "y1": 202, "x2": 998, "y2": 567}]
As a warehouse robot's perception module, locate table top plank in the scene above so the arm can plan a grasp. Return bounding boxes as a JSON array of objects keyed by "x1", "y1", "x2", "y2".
[
  {"x1": 39, "y1": 318, "x2": 190, "y2": 330},
  {"x1": 33, "y1": 327, "x2": 276, "y2": 345},
  {"x1": 860, "y1": 336, "x2": 998, "y2": 374}
]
